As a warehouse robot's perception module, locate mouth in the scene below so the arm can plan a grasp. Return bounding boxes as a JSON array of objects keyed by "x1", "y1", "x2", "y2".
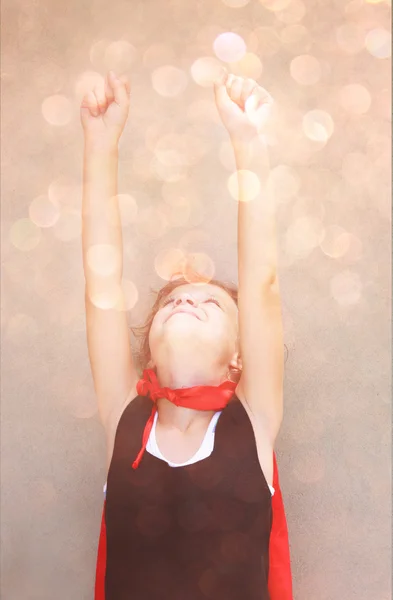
[{"x1": 167, "y1": 309, "x2": 200, "y2": 321}]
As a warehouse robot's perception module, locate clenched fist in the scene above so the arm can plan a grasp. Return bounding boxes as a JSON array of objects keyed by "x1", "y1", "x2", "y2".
[
  {"x1": 80, "y1": 71, "x2": 131, "y2": 148},
  {"x1": 214, "y1": 68, "x2": 274, "y2": 145}
]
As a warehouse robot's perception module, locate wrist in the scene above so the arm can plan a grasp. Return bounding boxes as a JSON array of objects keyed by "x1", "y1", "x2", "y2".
[
  {"x1": 84, "y1": 137, "x2": 119, "y2": 156},
  {"x1": 231, "y1": 135, "x2": 269, "y2": 169}
]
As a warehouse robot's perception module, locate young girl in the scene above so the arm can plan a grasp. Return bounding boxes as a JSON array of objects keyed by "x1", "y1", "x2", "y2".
[{"x1": 81, "y1": 70, "x2": 292, "y2": 599}]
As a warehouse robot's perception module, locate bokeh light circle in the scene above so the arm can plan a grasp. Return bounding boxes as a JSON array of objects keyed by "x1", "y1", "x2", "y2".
[
  {"x1": 5, "y1": 313, "x2": 40, "y2": 340},
  {"x1": 10, "y1": 219, "x2": 42, "y2": 251},
  {"x1": 259, "y1": 0, "x2": 291, "y2": 10},
  {"x1": 42, "y1": 95, "x2": 72, "y2": 126},
  {"x1": 151, "y1": 65, "x2": 188, "y2": 97},
  {"x1": 74, "y1": 70, "x2": 103, "y2": 104},
  {"x1": 275, "y1": 0, "x2": 306, "y2": 24},
  {"x1": 86, "y1": 244, "x2": 121, "y2": 277},
  {"x1": 320, "y1": 226, "x2": 351, "y2": 258},
  {"x1": 290, "y1": 54, "x2": 321, "y2": 85},
  {"x1": 104, "y1": 40, "x2": 137, "y2": 72},
  {"x1": 89, "y1": 39, "x2": 111, "y2": 68},
  {"x1": 150, "y1": 155, "x2": 188, "y2": 183},
  {"x1": 285, "y1": 216, "x2": 325, "y2": 259},
  {"x1": 339, "y1": 84, "x2": 371, "y2": 114},
  {"x1": 365, "y1": 28, "x2": 391, "y2": 59},
  {"x1": 213, "y1": 32, "x2": 247, "y2": 63},
  {"x1": 48, "y1": 176, "x2": 82, "y2": 210},
  {"x1": 303, "y1": 110, "x2": 334, "y2": 142},
  {"x1": 222, "y1": 0, "x2": 251, "y2": 6},
  {"x1": 154, "y1": 248, "x2": 187, "y2": 281},
  {"x1": 250, "y1": 27, "x2": 281, "y2": 56},
  {"x1": 228, "y1": 170, "x2": 261, "y2": 202},
  {"x1": 29, "y1": 195, "x2": 60, "y2": 228},
  {"x1": 191, "y1": 57, "x2": 224, "y2": 87},
  {"x1": 229, "y1": 52, "x2": 263, "y2": 79},
  {"x1": 183, "y1": 253, "x2": 216, "y2": 284},
  {"x1": 119, "y1": 279, "x2": 139, "y2": 311},
  {"x1": 281, "y1": 24, "x2": 312, "y2": 53},
  {"x1": 87, "y1": 282, "x2": 123, "y2": 310},
  {"x1": 154, "y1": 133, "x2": 185, "y2": 167}
]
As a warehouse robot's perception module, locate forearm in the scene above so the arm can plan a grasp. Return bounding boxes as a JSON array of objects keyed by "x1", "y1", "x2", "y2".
[
  {"x1": 82, "y1": 142, "x2": 123, "y2": 289},
  {"x1": 233, "y1": 137, "x2": 278, "y2": 294}
]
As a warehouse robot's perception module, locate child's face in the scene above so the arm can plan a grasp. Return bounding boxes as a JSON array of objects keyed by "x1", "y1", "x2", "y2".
[{"x1": 148, "y1": 283, "x2": 239, "y2": 366}]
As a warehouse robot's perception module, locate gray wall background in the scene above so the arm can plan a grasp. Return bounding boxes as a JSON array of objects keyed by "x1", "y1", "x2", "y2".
[{"x1": 1, "y1": 0, "x2": 391, "y2": 598}]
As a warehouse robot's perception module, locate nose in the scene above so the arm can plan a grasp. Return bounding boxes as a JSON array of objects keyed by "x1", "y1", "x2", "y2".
[{"x1": 174, "y1": 293, "x2": 197, "y2": 307}]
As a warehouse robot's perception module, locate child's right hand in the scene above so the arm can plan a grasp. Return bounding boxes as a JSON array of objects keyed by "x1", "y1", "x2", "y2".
[{"x1": 80, "y1": 71, "x2": 131, "y2": 149}]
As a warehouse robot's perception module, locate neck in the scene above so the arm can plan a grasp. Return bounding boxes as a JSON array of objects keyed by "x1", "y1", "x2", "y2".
[
  {"x1": 154, "y1": 361, "x2": 228, "y2": 390},
  {"x1": 156, "y1": 398, "x2": 216, "y2": 433}
]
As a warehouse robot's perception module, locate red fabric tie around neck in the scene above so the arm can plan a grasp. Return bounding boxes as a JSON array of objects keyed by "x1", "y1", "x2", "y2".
[
  {"x1": 132, "y1": 368, "x2": 236, "y2": 469},
  {"x1": 94, "y1": 368, "x2": 293, "y2": 600}
]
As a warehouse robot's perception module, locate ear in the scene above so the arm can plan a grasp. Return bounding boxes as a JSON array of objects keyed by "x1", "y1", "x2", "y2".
[{"x1": 229, "y1": 352, "x2": 242, "y2": 372}]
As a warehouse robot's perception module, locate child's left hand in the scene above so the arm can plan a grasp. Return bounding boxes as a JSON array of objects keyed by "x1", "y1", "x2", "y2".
[{"x1": 213, "y1": 69, "x2": 274, "y2": 145}]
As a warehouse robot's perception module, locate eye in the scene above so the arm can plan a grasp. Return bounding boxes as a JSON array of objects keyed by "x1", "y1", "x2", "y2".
[
  {"x1": 161, "y1": 295, "x2": 221, "y2": 308},
  {"x1": 162, "y1": 297, "x2": 174, "y2": 307},
  {"x1": 206, "y1": 297, "x2": 221, "y2": 307}
]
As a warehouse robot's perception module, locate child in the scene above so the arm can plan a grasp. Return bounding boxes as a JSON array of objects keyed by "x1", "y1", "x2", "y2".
[{"x1": 81, "y1": 70, "x2": 292, "y2": 599}]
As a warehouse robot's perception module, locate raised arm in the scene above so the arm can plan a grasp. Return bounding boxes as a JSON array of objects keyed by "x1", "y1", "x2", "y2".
[
  {"x1": 80, "y1": 71, "x2": 139, "y2": 447},
  {"x1": 213, "y1": 71, "x2": 284, "y2": 488}
]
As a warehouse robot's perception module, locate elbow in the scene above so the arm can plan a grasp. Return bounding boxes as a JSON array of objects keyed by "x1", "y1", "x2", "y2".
[{"x1": 261, "y1": 271, "x2": 279, "y2": 293}]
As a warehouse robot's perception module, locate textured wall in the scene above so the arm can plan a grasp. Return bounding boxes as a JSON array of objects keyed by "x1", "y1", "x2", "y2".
[{"x1": 1, "y1": 0, "x2": 391, "y2": 598}]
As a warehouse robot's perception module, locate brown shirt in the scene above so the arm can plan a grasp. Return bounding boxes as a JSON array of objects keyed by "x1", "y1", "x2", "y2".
[{"x1": 105, "y1": 394, "x2": 272, "y2": 600}]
